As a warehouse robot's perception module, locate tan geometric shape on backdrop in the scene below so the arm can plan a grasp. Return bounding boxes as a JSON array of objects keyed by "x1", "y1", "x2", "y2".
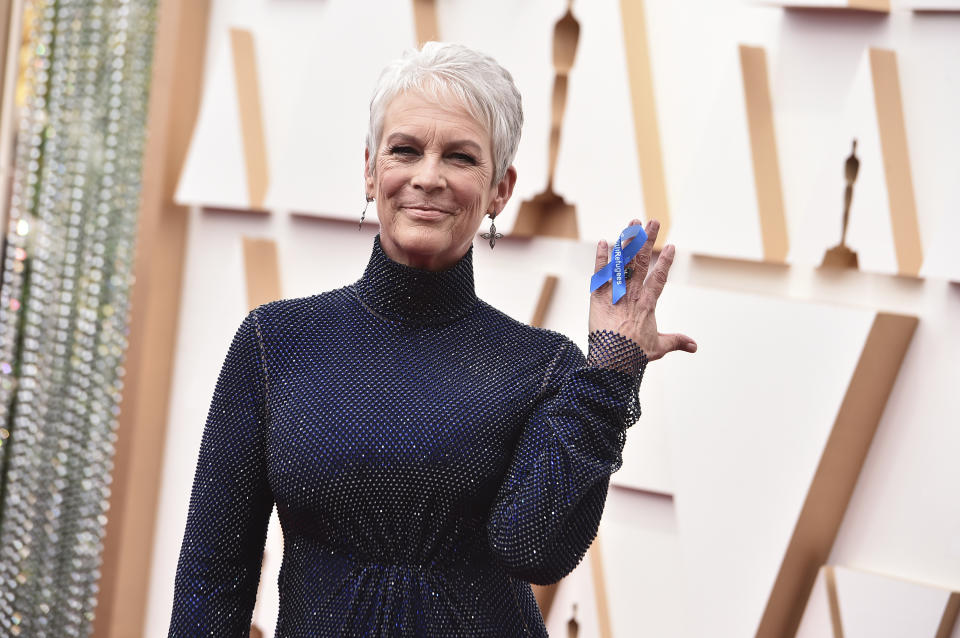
[
  {"x1": 936, "y1": 592, "x2": 960, "y2": 638},
  {"x1": 242, "y1": 236, "x2": 282, "y2": 311},
  {"x1": 619, "y1": 0, "x2": 670, "y2": 250},
  {"x1": 755, "y1": 312, "x2": 918, "y2": 638},
  {"x1": 588, "y1": 535, "x2": 613, "y2": 638},
  {"x1": 739, "y1": 44, "x2": 789, "y2": 264},
  {"x1": 848, "y1": 0, "x2": 890, "y2": 9},
  {"x1": 869, "y1": 48, "x2": 923, "y2": 277},
  {"x1": 230, "y1": 28, "x2": 269, "y2": 209},
  {"x1": 530, "y1": 275, "x2": 559, "y2": 330},
  {"x1": 824, "y1": 565, "x2": 845, "y2": 638},
  {"x1": 411, "y1": 0, "x2": 439, "y2": 47}
]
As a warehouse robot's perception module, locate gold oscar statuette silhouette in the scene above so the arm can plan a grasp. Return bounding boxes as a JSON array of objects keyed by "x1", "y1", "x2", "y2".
[
  {"x1": 512, "y1": 0, "x2": 580, "y2": 239},
  {"x1": 567, "y1": 603, "x2": 580, "y2": 638},
  {"x1": 821, "y1": 139, "x2": 860, "y2": 269}
]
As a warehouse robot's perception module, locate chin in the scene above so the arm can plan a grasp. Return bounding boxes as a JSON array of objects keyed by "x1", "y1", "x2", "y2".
[
  {"x1": 394, "y1": 223, "x2": 452, "y2": 253},
  {"x1": 383, "y1": 221, "x2": 469, "y2": 269}
]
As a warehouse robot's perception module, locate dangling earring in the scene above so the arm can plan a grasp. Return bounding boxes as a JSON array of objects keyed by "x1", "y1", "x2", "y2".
[
  {"x1": 480, "y1": 212, "x2": 503, "y2": 249},
  {"x1": 359, "y1": 195, "x2": 373, "y2": 230}
]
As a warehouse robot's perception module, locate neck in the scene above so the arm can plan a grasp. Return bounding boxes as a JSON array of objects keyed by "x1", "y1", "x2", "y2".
[
  {"x1": 355, "y1": 234, "x2": 478, "y2": 325},
  {"x1": 378, "y1": 234, "x2": 470, "y2": 271}
]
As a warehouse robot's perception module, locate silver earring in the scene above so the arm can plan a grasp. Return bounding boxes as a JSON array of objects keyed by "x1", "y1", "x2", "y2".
[
  {"x1": 359, "y1": 195, "x2": 373, "y2": 230},
  {"x1": 480, "y1": 212, "x2": 502, "y2": 249}
]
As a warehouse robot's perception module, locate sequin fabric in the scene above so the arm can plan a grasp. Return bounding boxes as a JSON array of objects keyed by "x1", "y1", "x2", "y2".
[{"x1": 168, "y1": 234, "x2": 647, "y2": 637}]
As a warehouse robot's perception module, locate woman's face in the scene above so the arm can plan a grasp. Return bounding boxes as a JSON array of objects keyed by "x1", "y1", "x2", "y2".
[{"x1": 365, "y1": 90, "x2": 517, "y2": 270}]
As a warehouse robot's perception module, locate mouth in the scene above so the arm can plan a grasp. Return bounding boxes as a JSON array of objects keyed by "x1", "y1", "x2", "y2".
[{"x1": 400, "y1": 205, "x2": 452, "y2": 220}]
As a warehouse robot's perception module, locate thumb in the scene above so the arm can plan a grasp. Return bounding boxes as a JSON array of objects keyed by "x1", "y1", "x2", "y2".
[{"x1": 662, "y1": 333, "x2": 697, "y2": 354}]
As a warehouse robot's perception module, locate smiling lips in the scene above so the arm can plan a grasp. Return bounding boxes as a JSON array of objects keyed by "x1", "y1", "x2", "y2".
[{"x1": 400, "y1": 205, "x2": 453, "y2": 219}]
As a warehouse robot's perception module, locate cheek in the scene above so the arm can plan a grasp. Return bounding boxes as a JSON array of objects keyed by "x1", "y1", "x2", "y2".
[
  {"x1": 375, "y1": 162, "x2": 407, "y2": 198},
  {"x1": 455, "y1": 174, "x2": 493, "y2": 210}
]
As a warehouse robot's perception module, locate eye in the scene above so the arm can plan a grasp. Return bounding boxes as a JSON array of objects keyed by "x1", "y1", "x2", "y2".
[
  {"x1": 389, "y1": 145, "x2": 419, "y2": 157},
  {"x1": 449, "y1": 152, "x2": 477, "y2": 165}
]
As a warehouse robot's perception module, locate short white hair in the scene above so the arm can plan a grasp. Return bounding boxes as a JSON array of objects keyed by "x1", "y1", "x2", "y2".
[{"x1": 366, "y1": 41, "x2": 523, "y2": 184}]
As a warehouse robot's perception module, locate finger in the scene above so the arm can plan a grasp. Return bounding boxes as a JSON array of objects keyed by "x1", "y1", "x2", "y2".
[
  {"x1": 629, "y1": 219, "x2": 659, "y2": 300},
  {"x1": 620, "y1": 218, "x2": 644, "y2": 250},
  {"x1": 660, "y1": 332, "x2": 697, "y2": 354},
  {"x1": 592, "y1": 239, "x2": 609, "y2": 292},
  {"x1": 595, "y1": 239, "x2": 608, "y2": 270},
  {"x1": 641, "y1": 243, "x2": 675, "y2": 308}
]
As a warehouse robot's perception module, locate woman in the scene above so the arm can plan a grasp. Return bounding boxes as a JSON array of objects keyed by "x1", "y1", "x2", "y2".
[{"x1": 169, "y1": 42, "x2": 695, "y2": 637}]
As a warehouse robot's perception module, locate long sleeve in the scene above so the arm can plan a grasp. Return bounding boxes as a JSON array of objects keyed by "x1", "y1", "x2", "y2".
[
  {"x1": 486, "y1": 330, "x2": 647, "y2": 585},
  {"x1": 168, "y1": 309, "x2": 274, "y2": 637}
]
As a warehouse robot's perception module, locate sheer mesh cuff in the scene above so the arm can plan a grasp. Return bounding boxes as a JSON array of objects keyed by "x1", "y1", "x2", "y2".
[
  {"x1": 584, "y1": 330, "x2": 646, "y2": 430},
  {"x1": 586, "y1": 330, "x2": 649, "y2": 379}
]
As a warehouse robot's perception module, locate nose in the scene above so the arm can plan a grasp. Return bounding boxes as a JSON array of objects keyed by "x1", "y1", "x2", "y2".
[{"x1": 409, "y1": 154, "x2": 446, "y2": 192}]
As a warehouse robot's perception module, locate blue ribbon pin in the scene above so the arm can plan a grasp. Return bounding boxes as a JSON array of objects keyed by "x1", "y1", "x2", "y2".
[{"x1": 590, "y1": 225, "x2": 648, "y2": 304}]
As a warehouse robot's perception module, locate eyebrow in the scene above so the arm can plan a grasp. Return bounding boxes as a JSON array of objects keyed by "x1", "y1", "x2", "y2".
[{"x1": 385, "y1": 133, "x2": 484, "y2": 155}]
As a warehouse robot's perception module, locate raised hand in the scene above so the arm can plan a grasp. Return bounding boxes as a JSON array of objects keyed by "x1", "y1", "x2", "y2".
[{"x1": 589, "y1": 219, "x2": 697, "y2": 362}]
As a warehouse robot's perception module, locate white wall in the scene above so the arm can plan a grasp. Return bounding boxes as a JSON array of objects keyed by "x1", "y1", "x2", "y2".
[{"x1": 145, "y1": 1, "x2": 960, "y2": 635}]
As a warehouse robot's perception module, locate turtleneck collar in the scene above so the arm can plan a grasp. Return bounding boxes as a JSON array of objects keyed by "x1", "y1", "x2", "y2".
[{"x1": 354, "y1": 234, "x2": 478, "y2": 325}]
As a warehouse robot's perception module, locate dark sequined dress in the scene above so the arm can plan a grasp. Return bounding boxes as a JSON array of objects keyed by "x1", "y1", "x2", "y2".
[{"x1": 169, "y1": 234, "x2": 647, "y2": 637}]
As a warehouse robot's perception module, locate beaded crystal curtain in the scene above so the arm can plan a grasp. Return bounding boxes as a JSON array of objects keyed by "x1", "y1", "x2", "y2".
[{"x1": 0, "y1": 0, "x2": 157, "y2": 635}]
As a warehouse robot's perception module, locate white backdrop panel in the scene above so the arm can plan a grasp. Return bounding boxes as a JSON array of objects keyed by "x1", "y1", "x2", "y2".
[
  {"x1": 797, "y1": 566, "x2": 958, "y2": 638},
  {"x1": 551, "y1": 0, "x2": 647, "y2": 241},
  {"x1": 657, "y1": 284, "x2": 876, "y2": 637},
  {"x1": 836, "y1": 566, "x2": 951, "y2": 638},
  {"x1": 176, "y1": 0, "x2": 418, "y2": 215},
  {"x1": 175, "y1": 37, "x2": 249, "y2": 209},
  {"x1": 672, "y1": 44, "x2": 767, "y2": 262}
]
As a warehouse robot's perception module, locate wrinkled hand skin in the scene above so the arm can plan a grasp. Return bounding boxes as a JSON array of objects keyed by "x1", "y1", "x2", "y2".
[{"x1": 588, "y1": 218, "x2": 697, "y2": 364}]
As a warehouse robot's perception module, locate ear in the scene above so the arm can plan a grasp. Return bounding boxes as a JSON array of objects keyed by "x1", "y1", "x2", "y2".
[
  {"x1": 364, "y1": 147, "x2": 375, "y2": 196},
  {"x1": 489, "y1": 165, "x2": 518, "y2": 216}
]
